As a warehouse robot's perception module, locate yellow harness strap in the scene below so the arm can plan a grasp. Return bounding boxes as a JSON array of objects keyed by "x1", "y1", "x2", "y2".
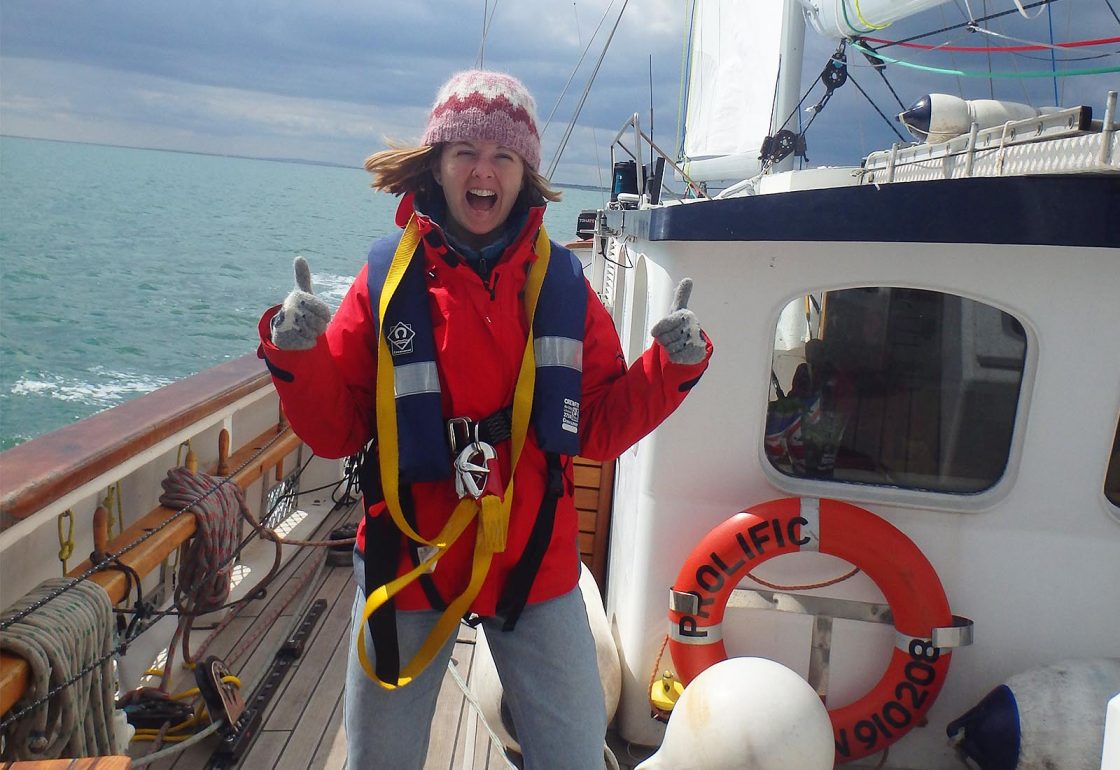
[{"x1": 358, "y1": 220, "x2": 552, "y2": 689}]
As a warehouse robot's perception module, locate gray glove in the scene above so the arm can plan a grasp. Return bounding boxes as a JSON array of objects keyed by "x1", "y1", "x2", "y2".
[
  {"x1": 271, "y1": 256, "x2": 331, "y2": 350},
  {"x1": 650, "y1": 278, "x2": 706, "y2": 365}
]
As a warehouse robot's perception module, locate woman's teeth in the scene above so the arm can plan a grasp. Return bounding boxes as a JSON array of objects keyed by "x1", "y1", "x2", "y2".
[{"x1": 467, "y1": 189, "x2": 497, "y2": 210}]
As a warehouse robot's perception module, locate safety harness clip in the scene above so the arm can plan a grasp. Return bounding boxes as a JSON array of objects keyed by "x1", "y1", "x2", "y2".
[{"x1": 454, "y1": 441, "x2": 498, "y2": 499}]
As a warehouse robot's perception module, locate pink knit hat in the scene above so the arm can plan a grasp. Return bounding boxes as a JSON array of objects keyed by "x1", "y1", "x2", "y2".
[{"x1": 421, "y1": 70, "x2": 541, "y2": 171}]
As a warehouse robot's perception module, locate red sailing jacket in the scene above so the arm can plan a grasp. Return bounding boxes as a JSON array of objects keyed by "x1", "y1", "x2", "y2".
[{"x1": 257, "y1": 195, "x2": 712, "y2": 614}]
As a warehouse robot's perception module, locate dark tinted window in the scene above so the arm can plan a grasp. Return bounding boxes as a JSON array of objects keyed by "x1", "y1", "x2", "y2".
[{"x1": 766, "y1": 288, "x2": 1027, "y2": 493}]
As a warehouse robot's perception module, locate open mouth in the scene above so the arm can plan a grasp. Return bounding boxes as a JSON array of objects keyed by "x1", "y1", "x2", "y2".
[{"x1": 466, "y1": 189, "x2": 497, "y2": 211}]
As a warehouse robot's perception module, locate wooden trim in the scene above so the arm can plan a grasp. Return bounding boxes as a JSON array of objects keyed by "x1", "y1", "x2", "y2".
[
  {"x1": 5, "y1": 759, "x2": 132, "y2": 769},
  {"x1": 0, "y1": 354, "x2": 270, "y2": 523},
  {"x1": 571, "y1": 456, "x2": 614, "y2": 594},
  {"x1": 0, "y1": 424, "x2": 301, "y2": 718},
  {"x1": 589, "y1": 458, "x2": 615, "y2": 593}
]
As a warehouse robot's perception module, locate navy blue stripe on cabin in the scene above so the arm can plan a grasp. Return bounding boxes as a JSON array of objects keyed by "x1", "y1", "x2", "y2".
[{"x1": 604, "y1": 176, "x2": 1120, "y2": 247}]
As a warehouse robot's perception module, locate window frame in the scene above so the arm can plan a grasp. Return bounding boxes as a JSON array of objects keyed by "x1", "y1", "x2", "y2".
[{"x1": 758, "y1": 285, "x2": 1038, "y2": 514}]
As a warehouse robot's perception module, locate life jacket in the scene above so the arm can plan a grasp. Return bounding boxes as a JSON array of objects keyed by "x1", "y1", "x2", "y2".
[
  {"x1": 364, "y1": 224, "x2": 586, "y2": 480},
  {"x1": 356, "y1": 216, "x2": 587, "y2": 688}
]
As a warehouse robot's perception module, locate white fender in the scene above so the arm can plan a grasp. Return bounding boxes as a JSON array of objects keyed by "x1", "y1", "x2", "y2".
[
  {"x1": 1102, "y1": 692, "x2": 1119, "y2": 770},
  {"x1": 635, "y1": 657, "x2": 833, "y2": 770},
  {"x1": 899, "y1": 93, "x2": 1043, "y2": 144},
  {"x1": 469, "y1": 564, "x2": 621, "y2": 753},
  {"x1": 948, "y1": 658, "x2": 1120, "y2": 770}
]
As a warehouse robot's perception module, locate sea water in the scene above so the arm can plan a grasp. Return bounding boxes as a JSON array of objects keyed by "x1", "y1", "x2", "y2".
[{"x1": 0, "y1": 136, "x2": 608, "y2": 450}]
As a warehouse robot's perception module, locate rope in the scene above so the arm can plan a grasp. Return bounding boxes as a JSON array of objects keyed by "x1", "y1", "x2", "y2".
[
  {"x1": 150, "y1": 458, "x2": 357, "y2": 679},
  {"x1": 156, "y1": 466, "x2": 245, "y2": 679},
  {"x1": 851, "y1": 41, "x2": 1120, "y2": 78},
  {"x1": 0, "y1": 578, "x2": 117, "y2": 760},
  {"x1": 0, "y1": 432, "x2": 311, "y2": 736},
  {"x1": 861, "y1": 34, "x2": 1120, "y2": 52},
  {"x1": 0, "y1": 429, "x2": 289, "y2": 632},
  {"x1": 746, "y1": 566, "x2": 860, "y2": 591}
]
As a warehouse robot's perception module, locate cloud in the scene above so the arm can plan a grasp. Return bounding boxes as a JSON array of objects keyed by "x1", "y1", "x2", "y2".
[{"x1": 1, "y1": 0, "x2": 1117, "y2": 184}]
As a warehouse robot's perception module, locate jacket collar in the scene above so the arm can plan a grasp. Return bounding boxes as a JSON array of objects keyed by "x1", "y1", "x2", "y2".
[{"x1": 394, "y1": 193, "x2": 545, "y2": 270}]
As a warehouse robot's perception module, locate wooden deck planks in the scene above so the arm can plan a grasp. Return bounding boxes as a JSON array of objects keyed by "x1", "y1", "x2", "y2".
[
  {"x1": 122, "y1": 497, "x2": 543, "y2": 770},
  {"x1": 304, "y1": 696, "x2": 347, "y2": 770},
  {"x1": 256, "y1": 608, "x2": 348, "y2": 769},
  {"x1": 258, "y1": 567, "x2": 352, "y2": 732}
]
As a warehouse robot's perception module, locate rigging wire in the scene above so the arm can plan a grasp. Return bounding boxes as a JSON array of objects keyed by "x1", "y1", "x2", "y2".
[
  {"x1": 860, "y1": 34, "x2": 1120, "y2": 52},
  {"x1": 540, "y1": 0, "x2": 617, "y2": 137},
  {"x1": 675, "y1": 0, "x2": 695, "y2": 163},
  {"x1": 569, "y1": 2, "x2": 609, "y2": 203},
  {"x1": 852, "y1": 40, "x2": 1120, "y2": 77},
  {"x1": 842, "y1": 70, "x2": 909, "y2": 142},
  {"x1": 872, "y1": 0, "x2": 1060, "y2": 49},
  {"x1": 1107, "y1": 0, "x2": 1120, "y2": 25},
  {"x1": 1046, "y1": 4, "x2": 1059, "y2": 105},
  {"x1": 545, "y1": 0, "x2": 629, "y2": 180},
  {"x1": 476, "y1": 0, "x2": 501, "y2": 68},
  {"x1": 854, "y1": 46, "x2": 909, "y2": 111}
]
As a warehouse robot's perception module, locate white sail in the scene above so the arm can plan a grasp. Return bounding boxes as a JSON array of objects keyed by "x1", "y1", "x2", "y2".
[
  {"x1": 801, "y1": 0, "x2": 953, "y2": 39},
  {"x1": 681, "y1": 0, "x2": 805, "y2": 183}
]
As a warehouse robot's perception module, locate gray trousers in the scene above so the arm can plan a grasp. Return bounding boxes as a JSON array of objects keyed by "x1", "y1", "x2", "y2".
[{"x1": 344, "y1": 584, "x2": 607, "y2": 769}]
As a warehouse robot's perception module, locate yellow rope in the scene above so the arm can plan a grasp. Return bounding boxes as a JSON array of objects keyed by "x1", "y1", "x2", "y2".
[{"x1": 852, "y1": 0, "x2": 891, "y2": 30}]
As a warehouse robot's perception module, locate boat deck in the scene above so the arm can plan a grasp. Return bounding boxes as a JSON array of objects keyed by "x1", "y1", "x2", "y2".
[{"x1": 132, "y1": 498, "x2": 516, "y2": 770}]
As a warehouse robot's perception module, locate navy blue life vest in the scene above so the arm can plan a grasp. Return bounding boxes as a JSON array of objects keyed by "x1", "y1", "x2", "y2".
[{"x1": 365, "y1": 227, "x2": 586, "y2": 483}]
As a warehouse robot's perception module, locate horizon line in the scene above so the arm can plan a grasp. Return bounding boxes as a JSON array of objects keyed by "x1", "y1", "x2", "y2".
[{"x1": 0, "y1": 133, "x2": 608, "y2": 192}]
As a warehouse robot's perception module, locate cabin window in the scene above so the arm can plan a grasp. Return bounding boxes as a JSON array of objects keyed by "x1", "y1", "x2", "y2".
[
  {"x1": 1106, "y1": 418, "x2": 1120, "y2": 508},
  {"x1": 765, "y1": 288, "x2": 1027, "y2": 494}
]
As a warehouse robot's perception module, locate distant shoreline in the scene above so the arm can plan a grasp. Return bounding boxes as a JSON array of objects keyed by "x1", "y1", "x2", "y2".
[{"x1": 0, "y1": 133, "x2": 608, "y2": 193}]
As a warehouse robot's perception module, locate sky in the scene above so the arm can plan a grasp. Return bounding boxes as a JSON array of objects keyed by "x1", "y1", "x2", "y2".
[{"x1": 1, "y1": 0, "x2": 1117, "y2": 187}]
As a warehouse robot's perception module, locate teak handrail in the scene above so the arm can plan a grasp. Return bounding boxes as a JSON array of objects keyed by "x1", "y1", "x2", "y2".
[
  {"x1": 0, "y1": 354, "x2": 270, "y2": 526},
  {"x1": 0, "y1": 423, "x2": 302, "y2": 717},
  {"x1": 0, "y1": 351, "x2": 306, "y2": 718}
]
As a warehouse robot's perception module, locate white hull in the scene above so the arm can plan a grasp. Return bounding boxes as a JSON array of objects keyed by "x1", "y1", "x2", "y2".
[{"x1": 595, "y1": 129, "x2": 1120, "y2": 765}]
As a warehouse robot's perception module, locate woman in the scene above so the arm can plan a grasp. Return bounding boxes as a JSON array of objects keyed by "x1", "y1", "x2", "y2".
[{"x1": 257, "y1": 69, "x2": 712, "y2": 769}]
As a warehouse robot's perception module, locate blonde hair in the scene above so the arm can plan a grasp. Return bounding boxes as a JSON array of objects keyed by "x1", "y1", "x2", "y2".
[{"x1": 363, "y1": 143, "x2": 562, "y2": 207}]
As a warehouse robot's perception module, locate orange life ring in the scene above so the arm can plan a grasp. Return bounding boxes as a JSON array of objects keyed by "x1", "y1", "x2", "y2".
[{"x1": 668, "y1": 497, "x2": 956, "y2": 764}]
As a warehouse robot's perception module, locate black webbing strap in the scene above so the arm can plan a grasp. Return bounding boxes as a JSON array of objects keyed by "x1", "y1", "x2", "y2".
[
  {"x1": 403, "y1": 484, "x2": 448, "y2": 612},
  {"x1": 476, "y1": 407, "x2": 514, "y2": 445},
  {"x1": 362, "y1": 510, "x2": 401, "y2": 683},
  {"x1": 496, "y1": 452, "x2": 565, "y2": 631},
  {"x1": 356, "y1": 446, "x2": 446, "y2": 684}
]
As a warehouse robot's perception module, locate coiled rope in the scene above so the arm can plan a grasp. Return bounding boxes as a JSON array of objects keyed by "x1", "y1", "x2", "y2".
[
  {"x1": 153, "y1": 462, "x2": 357, "y2": 682},
  {"x1": 156, "y1": 466, "x2": 250, "y2": 679},
  {"x1": 0, "y1": 578, "x2": 116, "y2": 760},
  {"x1": 0, "y1": 440, "x2": 361, "y2": 752}
]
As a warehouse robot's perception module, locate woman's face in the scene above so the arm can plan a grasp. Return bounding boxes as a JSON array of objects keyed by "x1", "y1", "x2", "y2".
[{"x1": 434, "y1": 140, "x2": 526, "y2": 249}]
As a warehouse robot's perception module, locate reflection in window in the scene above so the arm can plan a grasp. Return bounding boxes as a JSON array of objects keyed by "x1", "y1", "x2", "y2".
[
  {"x1": 765, "y1": 288, "x2": 1027, "y2": 494},
  {"x1": 1106, "y1": 419, "x2": 1120, "y2": 508}
]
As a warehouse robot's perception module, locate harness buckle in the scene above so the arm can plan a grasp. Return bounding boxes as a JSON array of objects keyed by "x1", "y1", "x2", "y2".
[
  {"x1": 447, "y1": 417, "x2": 475, "y2": 455},
  {"x1": 454, "y1": 441, "x2": 498, "y2": 499}
]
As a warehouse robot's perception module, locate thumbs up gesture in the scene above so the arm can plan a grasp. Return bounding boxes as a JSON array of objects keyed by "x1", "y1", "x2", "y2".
[
  {"x1": 271, "y1": 256, "x2": 331, "y2": 350},
  {"x1": 650, "y1": 278, "x2": 706, "y2": 365}
]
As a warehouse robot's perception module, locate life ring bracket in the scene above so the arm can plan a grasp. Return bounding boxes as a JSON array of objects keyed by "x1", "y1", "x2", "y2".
[
  {"x1": 666, "y1": 497, "x2": 970, "y2": 763},
  {"x1": 931, "y1": 614, "x2": 975, "y2": 649}
]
